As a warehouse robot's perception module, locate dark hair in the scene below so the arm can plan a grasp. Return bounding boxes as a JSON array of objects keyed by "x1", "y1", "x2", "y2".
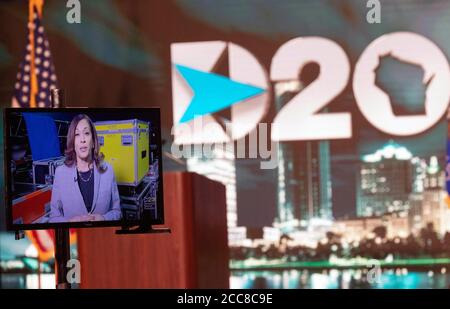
[{"x1": 64, "y1": 114, "x2": 106, "y2": 173}]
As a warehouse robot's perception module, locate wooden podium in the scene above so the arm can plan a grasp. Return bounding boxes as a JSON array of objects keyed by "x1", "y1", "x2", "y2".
[{"x1": 76, "y1": 172, "x2": 230, "y2": 288}]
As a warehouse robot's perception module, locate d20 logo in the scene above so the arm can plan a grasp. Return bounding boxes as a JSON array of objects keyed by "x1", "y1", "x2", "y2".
[{"x1": 172, "y1": 33, "x2": 450, "y2": 146}]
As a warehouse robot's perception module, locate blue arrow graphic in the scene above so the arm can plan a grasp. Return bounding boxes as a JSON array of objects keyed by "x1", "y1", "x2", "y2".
[{"x1": 175, "y1": 64, "x2": 265, "y2": 123}]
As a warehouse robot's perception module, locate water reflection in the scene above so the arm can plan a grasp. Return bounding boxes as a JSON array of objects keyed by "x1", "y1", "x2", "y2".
[
  {"x1": 1, "y1": 274, "x2": 55, "y2": 289},
  {"x1": 230, "y1": 269, "x2": 450, "y2": 289}
]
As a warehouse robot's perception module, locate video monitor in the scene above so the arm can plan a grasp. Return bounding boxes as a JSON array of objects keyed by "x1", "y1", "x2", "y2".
[{"x1": 3, "y1": 108, "x2": 164, "y2": 230}]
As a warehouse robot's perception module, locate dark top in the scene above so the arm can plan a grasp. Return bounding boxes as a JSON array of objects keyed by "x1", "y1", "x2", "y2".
[{"x1": 77, "y1": 169, "x2": 94, "y2": 213}]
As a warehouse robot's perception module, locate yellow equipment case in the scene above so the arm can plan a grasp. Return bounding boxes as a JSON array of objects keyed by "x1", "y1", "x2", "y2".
[{"x1": 94, "y1": 119, "x2": 150, "y2": 186}]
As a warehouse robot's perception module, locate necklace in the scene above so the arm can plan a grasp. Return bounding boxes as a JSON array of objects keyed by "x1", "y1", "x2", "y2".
[{"x1": 78, "y1": 168, "x2": 93, "y2": 182}]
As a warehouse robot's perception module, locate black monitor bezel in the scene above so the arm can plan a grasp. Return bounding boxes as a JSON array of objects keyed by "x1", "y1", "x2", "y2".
[{"x1": 3, "y1": 107, "x2": 165, "y2": 231}]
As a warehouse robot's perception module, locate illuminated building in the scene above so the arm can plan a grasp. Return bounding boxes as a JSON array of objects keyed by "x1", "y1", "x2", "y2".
[
  {"x1": 356, "y1": 141, "x2": 414, "y2": 217},
  {"x1": 383, "y1": 211, "x2": 409, "y2": 238},
  {"x1": 273, "y1": 81, "x2": 332, "y2": 233},
  {"x1": 332, "y1": 216, "x2": 383, "y2": 241},
  {"x1": 332, "y1": 211, "x2": 410, "y2": 241},
  {"x1": 411, "y1": 157, "x2": 427, "y2": 193},
  {"x1": 409, "y1": 156, "x2": 450, "y2": 236}
]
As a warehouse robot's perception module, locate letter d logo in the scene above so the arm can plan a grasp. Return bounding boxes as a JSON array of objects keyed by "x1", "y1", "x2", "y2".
[{"x1": 171, "y1": 41, "x2": 269, "y2": 145}]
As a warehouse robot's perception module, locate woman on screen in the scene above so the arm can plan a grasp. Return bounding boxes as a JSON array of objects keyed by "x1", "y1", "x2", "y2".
[{"x1": 48, "y1": 114, "x2": 122, "y2": 223}]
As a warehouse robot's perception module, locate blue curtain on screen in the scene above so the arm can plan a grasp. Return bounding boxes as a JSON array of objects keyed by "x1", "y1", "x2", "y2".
[{"x1": 22, "y1": 113, "x2": 61, "y2": 161}]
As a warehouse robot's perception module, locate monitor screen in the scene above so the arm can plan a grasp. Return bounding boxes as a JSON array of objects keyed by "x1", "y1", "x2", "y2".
[{"x1": 3, "y1": 108, "x2": 164, "y2": 230}]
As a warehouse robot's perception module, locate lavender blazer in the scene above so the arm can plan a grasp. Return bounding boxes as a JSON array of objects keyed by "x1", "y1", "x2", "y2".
[{"x1": 48, "y1": 162, "x2": 122, "y2": 222}]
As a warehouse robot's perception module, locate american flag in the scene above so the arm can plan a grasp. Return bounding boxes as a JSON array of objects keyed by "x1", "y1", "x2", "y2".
[
  {"x1": 12, "y1": 1, "x2": 58, "y2": 108},
  {"x1": 11, "y1": 1, "x2": 76, "y2": 263}
]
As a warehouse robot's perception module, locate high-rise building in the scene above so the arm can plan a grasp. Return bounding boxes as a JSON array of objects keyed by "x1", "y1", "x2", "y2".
[
  {"x1": 411, "y1": 157, "x2": 428, "y2": 193},
  {"x1": 273, "y1": 81, "x2": 332, "y2": 232},
  {"x1": 409, "y1": 156, "x2": 450, "y2": 236},
  {"x1": 357, "y1": 141, "x2": 414, "y2": 217}
]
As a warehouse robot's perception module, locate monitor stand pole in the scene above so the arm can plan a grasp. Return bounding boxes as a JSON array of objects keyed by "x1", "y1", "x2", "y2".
[
  {"x1": 54, "y1": 228, "x2": 71, "y2": 289},
  {"x1": 52, "y1": 90, "x2": 71, "y2": 289}
]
